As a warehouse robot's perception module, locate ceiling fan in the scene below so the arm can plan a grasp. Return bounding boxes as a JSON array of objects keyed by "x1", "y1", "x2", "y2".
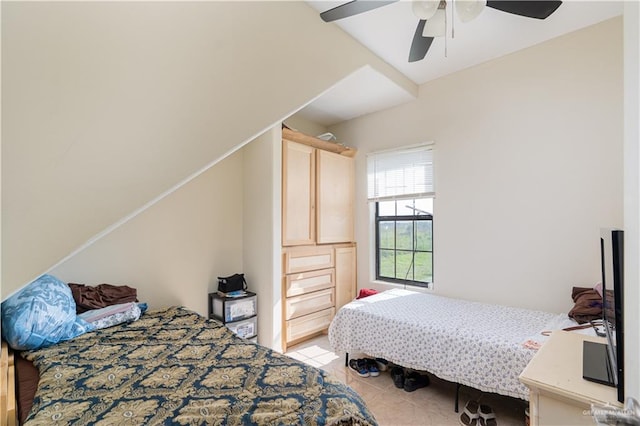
[{"x1": 319, "y1": 0, "x2": 563, "y2": 63}]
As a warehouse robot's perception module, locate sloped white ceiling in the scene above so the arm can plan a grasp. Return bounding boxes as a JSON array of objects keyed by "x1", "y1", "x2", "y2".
[
  {"x1": 1, "y1": 1, "x2": 415, "y2": 296},
  {"x1": 299, "y1": 1, "x2": 623, "y2": 125},
  {"x1": 296, "y1": 65, "x2": 416, "y2": 126},
  {"x1": 307, "y1": 0, "x2": 623, "y2": 84}
]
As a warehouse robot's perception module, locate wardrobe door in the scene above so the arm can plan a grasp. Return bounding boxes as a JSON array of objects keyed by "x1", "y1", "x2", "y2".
[
  {"x1": 316, "y1": 149, "x2": 354, "y2": 244},
  {"x1": 282, "y1": 140, "x2": 315, "y2": 246}
]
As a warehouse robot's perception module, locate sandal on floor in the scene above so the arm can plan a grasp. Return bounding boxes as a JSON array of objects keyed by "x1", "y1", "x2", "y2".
[
  {"x1": 478, "y1": 404, "x2": 497, "y2": 426},
  {"x1": 459, "y1": 400, "x2": 480, "y2": 426}
]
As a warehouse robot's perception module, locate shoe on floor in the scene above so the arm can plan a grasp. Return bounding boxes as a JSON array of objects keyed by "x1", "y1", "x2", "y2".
[
  {"x1": 391, "y1": 367, "x2": 404, "y2": 388},
  {"x1": 459, "y1": 400, "x2": 480, "y2": 426},
  {"x1": 363, "y1": 358, "x2": 380, "y2": 377},
  {"x1": 375, "y1": 358, "x2": 389, "y2": 372},
  {"x1": 349, "y1": 359, "x2": 369, "y2": 378},
  {"x1": 478, "y1": 404, "x2": 497, "y2": 426},
  {"x1": 403, "y1": 371, "x2": 430, "y2": 392}
]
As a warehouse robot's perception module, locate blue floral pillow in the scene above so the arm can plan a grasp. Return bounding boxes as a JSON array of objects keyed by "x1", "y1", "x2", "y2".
[{"x1": 1, "y1": 274, "x2": 95, "y2": 350}]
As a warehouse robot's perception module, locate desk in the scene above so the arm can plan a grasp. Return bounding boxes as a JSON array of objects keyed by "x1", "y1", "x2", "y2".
[{"x1": 520, "y1": 331, "x2": 622, "y2": 425}]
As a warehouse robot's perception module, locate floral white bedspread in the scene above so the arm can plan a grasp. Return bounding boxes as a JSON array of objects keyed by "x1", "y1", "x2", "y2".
[{"x1": 328, "y1": 289, "x2": 568, "y2": 400}]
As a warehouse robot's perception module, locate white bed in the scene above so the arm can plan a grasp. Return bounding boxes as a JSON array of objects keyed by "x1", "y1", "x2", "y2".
[{"x1": 329, "y1": 289, "x2": 591, "y2": 402}]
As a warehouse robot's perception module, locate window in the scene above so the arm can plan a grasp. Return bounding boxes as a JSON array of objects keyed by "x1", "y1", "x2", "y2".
[
  {"x1": 376, "y1": 198, "x2": 433, "y2": 286},
  {"x1": 367, "y1": 144, "x2": 434, "y2": 288}
]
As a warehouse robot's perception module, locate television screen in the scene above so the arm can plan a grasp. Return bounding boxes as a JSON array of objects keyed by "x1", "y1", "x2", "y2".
[
  {"x1": 582, "y1": 229, "x2": 624, "y2": 403},
  {"x1": 601, "y1": 228, "x2": 624, "y2": 403}
]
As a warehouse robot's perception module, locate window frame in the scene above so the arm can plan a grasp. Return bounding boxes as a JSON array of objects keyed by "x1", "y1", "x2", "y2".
[{"x1": 374, "y1": 198, "x2": 433, "y2": 288}]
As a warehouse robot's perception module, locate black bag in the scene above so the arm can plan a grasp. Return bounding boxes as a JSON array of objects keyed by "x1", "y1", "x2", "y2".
[{"x1": 217, "y1": 273, "x2": 247, "y2": 293}]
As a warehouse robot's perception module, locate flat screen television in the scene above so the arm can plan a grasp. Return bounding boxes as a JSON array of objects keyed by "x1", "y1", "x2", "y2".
[{"x1": 582, "y1": 228, "x2": 624, "y2": 403}]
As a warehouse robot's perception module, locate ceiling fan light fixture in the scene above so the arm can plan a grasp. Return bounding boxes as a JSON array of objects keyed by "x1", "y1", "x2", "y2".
[
  {"x1": 422, "y1": 8, "x2": 446, "y2": 37},
  {"x1": 412, "y1": 0, "x2": 440, "y2": 20},
  {"x1": 455, "y1": 0, "x2": 486, "y2": 22}
]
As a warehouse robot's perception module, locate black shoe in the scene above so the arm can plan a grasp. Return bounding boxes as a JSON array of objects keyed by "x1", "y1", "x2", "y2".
[
  {"x1": 364, "y1": 358, "x2": 380, "y2": 377},
  {"x1": 375, "y1": 358, "x2": 389, "y2": 372},
  {"x1": 404, "y1": 372, "x2": 430, "y2": 392},
  {"x1": 349, "y1": 359, "x2": 370, "y2": 378},
  {"x1": 391, "y1": 367, "x2": 404, "y2": 389}
]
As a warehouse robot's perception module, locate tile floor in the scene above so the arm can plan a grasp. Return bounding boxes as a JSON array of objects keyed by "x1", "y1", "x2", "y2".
[{"x1": 285, "y1": 334, "x2": 528, "y2": 426}]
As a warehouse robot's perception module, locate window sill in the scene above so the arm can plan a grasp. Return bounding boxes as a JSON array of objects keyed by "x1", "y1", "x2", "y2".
[{"x1": 369, "y1": 280, "x2": 434, "y2": 293}]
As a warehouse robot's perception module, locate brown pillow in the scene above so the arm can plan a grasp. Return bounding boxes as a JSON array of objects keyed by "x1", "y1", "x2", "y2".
[
  {"x1": 568, "y1": 286, "x2": 602, "y2": 324},
  {"x1": 68, "y1": 283, "x2": 138, "y2": 314}
]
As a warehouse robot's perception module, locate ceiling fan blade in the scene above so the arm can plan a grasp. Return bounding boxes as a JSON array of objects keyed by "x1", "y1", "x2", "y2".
[
  {"x1": 408, "y1": 20, "x2": 434, "y2": 63},
  {"x1": 320, "y1": 0, "x2": 398, "y2": 22},
  {"x1": 486, "y1": 1, "x2": 562, "y2": 19}
]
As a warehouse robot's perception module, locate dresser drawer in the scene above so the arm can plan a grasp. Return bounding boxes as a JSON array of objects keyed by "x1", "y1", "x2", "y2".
[
  {"x1": 285, "y1": 268, "x2": 335, "y2": 298},
  {"x1": 284, "y1": 246, "x2": 334, "y2": 274},
  {"x1": 285, "y1": 288, "x2": 334, "y2": 320},
  {"x1": 286, "y1": 307, "x2": 335, "y2": 343}
]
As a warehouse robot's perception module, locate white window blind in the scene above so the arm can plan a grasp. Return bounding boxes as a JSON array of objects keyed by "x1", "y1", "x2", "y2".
[{"x1": 367, "y1": 144, "x2": 434, "y2": 201}]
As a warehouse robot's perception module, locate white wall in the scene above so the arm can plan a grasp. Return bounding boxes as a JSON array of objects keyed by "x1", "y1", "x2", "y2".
[
  {"x1": 50, "y1": 151, "x2": 244, "y2": 317},
  {"x1": 49, "y1": 123, "x2": 285, "y2": 350},
  {"x1": 1, "y1": 1, "x2": 416, "y2": 297},
  {"x1": 284, "y1": 115, "x2": 328, "y2": 139},
  {"x1": 330, "y1": 18, "x2": 623, "y2": 315},
  {"x1": 623, "y1": 0, "x2": 640, "y2": 404},
  {"x1": 242, "y1": 126, "x2": 283, "y2": 352}
]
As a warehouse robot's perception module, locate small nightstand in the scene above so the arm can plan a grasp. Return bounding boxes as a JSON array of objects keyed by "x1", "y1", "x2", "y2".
[
  {"x1": 519, "y1": 331, "x2": 622, "y2": 425},
  {"x1": 208, "y1": 291, "x2": 257, "y2": 343}
]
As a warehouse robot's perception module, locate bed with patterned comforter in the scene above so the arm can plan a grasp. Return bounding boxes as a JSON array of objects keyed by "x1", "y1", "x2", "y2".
[
  {"x1": 329, "y1": 289, "x2": 577, "y2": 401},
  {"x1": 20, "y1": 306, "x2": 377, "y2": 425}
]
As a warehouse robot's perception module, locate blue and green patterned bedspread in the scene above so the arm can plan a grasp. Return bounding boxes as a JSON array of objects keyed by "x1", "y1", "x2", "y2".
[{"x1": 21, "y1": 306, "x2": 377, "y2": 425}]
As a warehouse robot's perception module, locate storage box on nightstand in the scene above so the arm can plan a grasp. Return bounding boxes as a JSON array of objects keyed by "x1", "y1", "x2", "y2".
[{"x1": 208, "y1": 291, "x2": 257, "y2": 341}]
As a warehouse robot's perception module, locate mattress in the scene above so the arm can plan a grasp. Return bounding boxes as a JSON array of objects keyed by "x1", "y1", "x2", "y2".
[
  {"x1": 328, "y1": 289, "x2": 571, "y2": 400},
  {"x1": 21, "y1": 306, "x2": 377, "y2": 425}
]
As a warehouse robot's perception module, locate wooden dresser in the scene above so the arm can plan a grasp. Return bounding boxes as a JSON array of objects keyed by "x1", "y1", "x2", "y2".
[{"x1": 281, "y1": 128, "x2": 356, "y2": 351}]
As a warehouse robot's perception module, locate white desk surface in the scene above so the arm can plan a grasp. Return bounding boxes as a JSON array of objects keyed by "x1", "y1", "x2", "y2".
[{"x1": 520, "y1": 330, "x2": 622, "y2": 408}]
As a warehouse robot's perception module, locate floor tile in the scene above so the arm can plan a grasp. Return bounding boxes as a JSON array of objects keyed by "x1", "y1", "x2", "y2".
[
  {"x1": 286, "y1": 335, "x2": 528, "y2": 426},
  {"x1": 285, "y1": 351, "x2": 309, "y2": 362}
]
